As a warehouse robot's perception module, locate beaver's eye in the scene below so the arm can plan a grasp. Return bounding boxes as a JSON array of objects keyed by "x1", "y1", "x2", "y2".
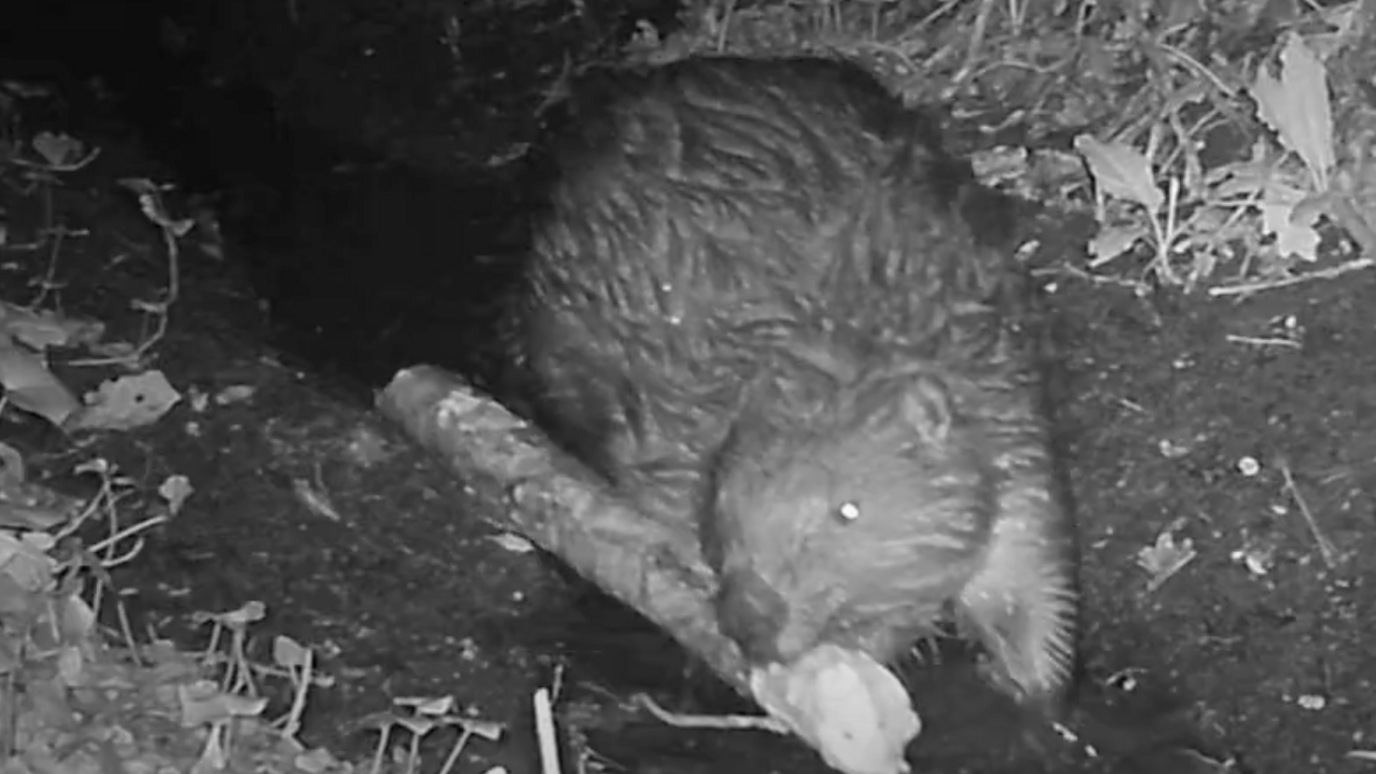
[{"x1": 835, "y1": 500, "x2": 862, "y2": 524}]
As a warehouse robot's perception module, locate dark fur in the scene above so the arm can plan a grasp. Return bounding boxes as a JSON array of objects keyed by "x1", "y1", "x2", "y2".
[{"x1": 512, "y1": 55, "x2": 1076, "y2": 707}]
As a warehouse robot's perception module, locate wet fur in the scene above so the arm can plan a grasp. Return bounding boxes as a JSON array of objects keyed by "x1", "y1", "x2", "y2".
[{"x1": 516, "y1": 55, "x2": 1077, "y2": 707}]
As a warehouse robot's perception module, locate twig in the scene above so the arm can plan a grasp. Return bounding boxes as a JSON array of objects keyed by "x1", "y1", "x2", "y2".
[
  {"x1": 1223, "y1": 335, "x2": 1300, "y2": 348},
  {"x1": 1278, "y1": 460, "x2": 1338, "y2": 569},
  {"x1": 535, "y1": 688, "x2": 561, "y2": 774},
  {"x1": 8, "y1": 147, "x2": 102, "y2": 173},
  {"x1": 82, "y1": 514, "x2": 170, "y2": 561},
  {"x1": 277, "y1": 645, "x2": 312, "y2": 740},
  {"x1": 68, "y1": 181, "x2": 188, "y2": 366},
  {"x1": 913, "y1": 0, "x2": 964, "y2": 31},
  {"x1": 1208, "y1": 258, "x2": 1375, "y2": 297},
  {"x1": 1329, "y1": 193, "x2": 1376, "y2": 259},
  {"x1": 1031, "y1": 263, "x2": 1152, "y2": 294},
  {"x1": 111, "y1": 594, "x2": 143, "y2": 665},
  {"x1": 1154, "y1": 41, "x2": 1239, "y2": 97},
  {"x1": 436, "y1": 726, "x2": 476, "y2": 774},
  {"x1": 28, "y1": 225, "x2": 66, "y2": 308},
  {"x1": 634, "y1": 693, "x2": 786, "y2": 734},
  {"x1": 715, "y1": 0, "x2": 737, "y2": 53},
  {"x1": 952, "y1": 0, "x2": 998, "y2": 91}
]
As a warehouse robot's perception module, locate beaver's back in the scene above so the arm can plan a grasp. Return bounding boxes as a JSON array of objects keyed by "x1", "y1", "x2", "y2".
[{"x1": 520, "y1": 55, "x2": 1017, "y2": 519}]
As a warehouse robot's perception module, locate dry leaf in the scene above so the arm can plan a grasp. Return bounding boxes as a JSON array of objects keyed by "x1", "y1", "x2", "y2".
[
  {"x1": 1088, "y1": 223, "x2": 1149, "y2": 266},
  {"x1": 1251, "y1": 33, "x2": 1334, "y2": 191},
  {"x1": 0, "y1": 301, "x2": 105, "y2": 350},
  {"x1": 1074, "y1": 135, "x2": 1164, "y2": 212},
  {"x1": 68, "y1": 370, "x2": 182, "y2": 431},
  {"x1": 0, "y1": 333, "x2": 81, "y2": 427},
  {"x1": 273, "y1": 636, "x2": 311, "y2": 669},
  {"x1": 31, "y1": 132, "x2": 85, "y2": 167},
  {"x1": 1261, "y1": 201, "x2": 1320, "y2": 262},
  {"x1": 179, "y1": 680, "x2": 268, "y2": 726}
]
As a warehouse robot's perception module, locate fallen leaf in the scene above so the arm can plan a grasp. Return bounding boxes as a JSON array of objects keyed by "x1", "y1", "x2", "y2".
[
  {"x1": 1074, "y1": 134, "x2": 1164, "y2": 212},
  {"x1": 0, "y1": 333, "x2": 81, "y2": 427},
  {"x1": 179, "y1": 680, "x2": 268, "y2": 726},
  {"x1": 273, "y1": 636, "x2": 311, "y2": 669},
  {"x1": 1261, "y1": 201, "x2": 1320, "y2": 262},
  {"x1": 68, "y1": 370, "x2": 182, "y2": 431},
  {"x1": 1088, "y1": 223, "x2": 1149, "y2": 266},
  {"x1": 32, "y1": 132, "x2": 85, "y2": 167},
  {"x1": 1252, "y1": 33, "x2": 1334, "y2": 191},
  {"x1": 0, "y1": 302, "x2": 105, "y2": 351}
]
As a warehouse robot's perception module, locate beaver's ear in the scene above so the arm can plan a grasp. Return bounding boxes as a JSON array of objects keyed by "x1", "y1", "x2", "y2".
[{"x1": 899, "y1": 374, "x2": 953, "y2": 446}]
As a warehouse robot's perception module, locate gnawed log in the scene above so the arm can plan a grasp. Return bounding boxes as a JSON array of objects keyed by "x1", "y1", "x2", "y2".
[
  {"x1": 375, "y1": 365, "x2": 751, "y2": 693},
  {"x1": 378, "y1": 365, "x2": 922, "y2": 774}
]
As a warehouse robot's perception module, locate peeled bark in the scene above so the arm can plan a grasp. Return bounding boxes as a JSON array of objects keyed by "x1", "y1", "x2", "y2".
[{"x1": 376, "y1": 364, "x2": 751, "y2": 694}]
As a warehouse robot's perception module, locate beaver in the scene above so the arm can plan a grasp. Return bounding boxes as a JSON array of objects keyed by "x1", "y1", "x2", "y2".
[{"x1": 513, "y1": 54, "x2": 1078, "y2": 715}]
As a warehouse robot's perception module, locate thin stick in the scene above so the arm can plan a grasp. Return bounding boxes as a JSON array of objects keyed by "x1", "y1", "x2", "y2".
[
  {"x1": 1278, "y1": 460, "x2": 1338, "y2": 569},
  {"x1": 635, "y1": 693, "x2": 786, "y2": 733},
  {"x1": 535, "y1": 688, "x2": 561, "y2": 774},
  {"x1": 1209, "y1": 258, "x2": 1374, "y2": 298}
]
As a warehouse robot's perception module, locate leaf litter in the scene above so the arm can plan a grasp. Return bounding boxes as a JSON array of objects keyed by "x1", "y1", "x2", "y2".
[{"x1": 5, "y1": 0, "x2": 1376, "y2": 772}]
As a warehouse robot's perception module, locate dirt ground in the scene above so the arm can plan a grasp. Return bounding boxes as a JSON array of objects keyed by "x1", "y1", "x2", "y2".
[{"x1": 2, "y1": 1, "x2": 1374, "y2": 773}]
